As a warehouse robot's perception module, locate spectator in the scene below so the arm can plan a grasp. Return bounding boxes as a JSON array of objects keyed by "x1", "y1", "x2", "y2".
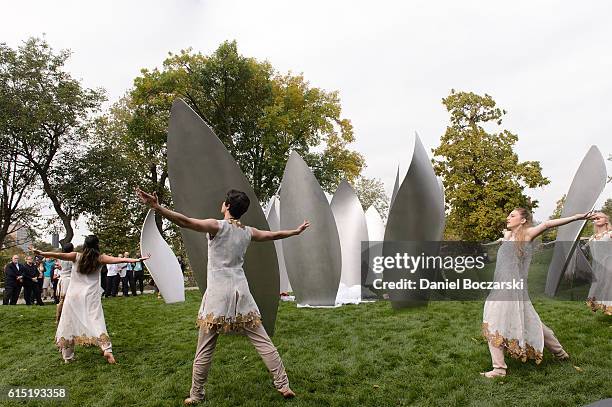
[
  {"x1": 117, "y1": 253, "x2": 129, "y2": 297},
  {"x1": 42, "y1": 257, "x2": 55, "y2": 300},
  {"x1": 133, "y1": 254, "x2": 145, "y2": 294},
  {"x1": 3, "y1": 255, "x2": 23, "y2": 305},
  {"x1": 22, "y1": 255, "x2": 44, "y2": 306},
  {"x1": 124, "y1": 251, "x2": 137, "y2": 296},
  {"x1": 52, "y1": 261, "x2": 61, "y2": 304},
  {"x1": 105, "y1": 260, "x2": 118, "y2": 297}
]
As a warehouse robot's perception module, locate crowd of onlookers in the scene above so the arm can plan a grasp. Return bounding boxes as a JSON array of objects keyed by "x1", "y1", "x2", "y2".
[{"x1": 2, "y1": 251, "x2": 153, "y2": 305}]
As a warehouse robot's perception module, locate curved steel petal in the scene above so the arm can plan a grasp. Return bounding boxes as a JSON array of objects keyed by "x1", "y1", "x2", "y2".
[
  {"x1": 280, "y1": 152, "x2": 341, "y2": 305},
  {"x1": 266, "y1": 196, "x2": 291, "y2": 293},
  {"x1": 140, "y1": 209, "x2": 185, "y2": 304},
  {"x1": 167, "y1": 99, "x2": 279, "y2": 334},
  {"x1": 390, "y1": 165, "x2": 400, "y2": 209},
  {"x1": 383, "y1": 132, "x2": 445, "y2": 308},
  {"x1": 545, "y1": 145, "x2": 607, "y2": 296},
  {"x1": 365, "y1": 206, "x2": 385, "y2": 287},
  {"x1": 331, "y1": 180, "x2": 369, "y2": 289}
]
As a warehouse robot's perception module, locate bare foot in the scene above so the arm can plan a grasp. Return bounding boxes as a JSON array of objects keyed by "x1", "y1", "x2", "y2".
[
  {"x1": 103, "y1": 351, "x2": 116, "y2": 364},
  {"x1": 184, "y1": 397, "x2": 202, "y2": 405},
  {"x1": 278, "y1": 387, "x2": 296, "y2": 399}
]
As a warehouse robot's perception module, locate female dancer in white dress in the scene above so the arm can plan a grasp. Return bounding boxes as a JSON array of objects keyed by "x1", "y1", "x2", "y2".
[
  {"x1": 481, "y1": 207, "x2": 595, "y2": 378},
  {"x1": 32, "y1": 236, "x2": 149, "y2": 364},
  {"x1": 137, "y1": 188, "x2": 309, "y2": 404},
  {"x1": 586, "y1": 212, "x2": 612, "y2": 315},
  {"x1": 56, "y1": 243, "x2": 74, "y2": 323}
]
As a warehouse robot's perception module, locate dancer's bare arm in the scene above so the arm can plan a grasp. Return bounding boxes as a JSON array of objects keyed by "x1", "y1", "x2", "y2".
[
  {"x1": 526, "y1": 211, "x2": 596, "y2": 240},
  {"x1": 29, "y1": 248, "x2": 77, "y2": 262},
  {"x1": 136, "y1": 188, "x2": 220, "y2": 234},
  {"x1": 100, "y1": 254, "x2": 150, "y2": 265},
  {"x1": 251, "y1": 221, "x2": 310, "y2": 242}
]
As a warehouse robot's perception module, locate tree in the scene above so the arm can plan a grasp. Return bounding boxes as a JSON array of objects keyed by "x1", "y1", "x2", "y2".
[
  {"x1": 600, "y1": 198, "x2": 612, "y2": 219},
  {"x1": 0, "y1": 141, "x2": 37, "y2": 249},
  {"x1": 0, "y1": 38, "x2": 105, "y2": 244},
  {"x1": 129, "y1": 41, "x2": 364, "y2": 204},
  {"x1": 352, "y1": 176, "x2": 389, "y2": 219},
  {"x1": 432, "y1": 90, "x2": 550, "y2": 241}
]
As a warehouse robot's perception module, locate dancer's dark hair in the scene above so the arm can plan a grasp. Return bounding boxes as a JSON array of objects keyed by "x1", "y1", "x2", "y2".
[
  {"x1": 225, "y1": 190, "x2": 250, "y2": 219},
  {"x1": 78, "y1": 235, "x2": 101, "y2": 275},
  {"x1": 62, "y1": 242, "x2": 74, "y2": 253}
]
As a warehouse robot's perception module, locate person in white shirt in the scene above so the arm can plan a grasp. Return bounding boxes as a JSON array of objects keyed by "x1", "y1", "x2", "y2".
[
  {"x1": 105, "y1": 261, "x2": 118, "y2": 297},
  {"x1": 116, "y1": 253, "x2": 129, "y2": 297}
]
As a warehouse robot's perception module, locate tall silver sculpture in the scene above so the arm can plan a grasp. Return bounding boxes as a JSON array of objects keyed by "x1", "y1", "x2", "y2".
[
  {"x1": 280, "y1": 152, "x2": 342, "y2": 306},
  {"x1": 390, "y1": 165, "x2": 400, "y2": 208},
  {"x1": 330, "y1": 180, "x2": 369, "y2": 289},
  {"x1": 365, "y1": 206, "x2": 385, "y2": 286},
  {"x1": 265, "y1": 196, "x2": 291, "y2": 294},
  {"x1": 544, "y1": 145, "x2": 607, "y2": 296},
  {"x1": 383, "y1": 132, "x2": 446, "y2": 309},
  {"x1": 167, "y1": 99, "x2": 280, "y2": 335}
]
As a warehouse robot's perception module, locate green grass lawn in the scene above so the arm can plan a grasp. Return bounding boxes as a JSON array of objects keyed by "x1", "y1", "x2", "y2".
[
  {"x1": 1, "y1": 247, "x2": 610, "y2": 407},
  {"x1": 0, "y1": 292, "x2": 610, "y2": 406}
]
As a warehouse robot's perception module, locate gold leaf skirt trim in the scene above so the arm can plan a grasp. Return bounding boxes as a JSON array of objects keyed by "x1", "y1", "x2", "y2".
[
  {"x1": 56, "y1": 333, "x2": 111, "y2": 349},
  {"x1": 482, "y1": 322, "x2": 543, "y2": 364},
  {"x1": 196, "y1": 311, "x2": 261, "y2": 333},
  {"x1": 586, "y1": 297, "x2": 612, "y2": 315}
]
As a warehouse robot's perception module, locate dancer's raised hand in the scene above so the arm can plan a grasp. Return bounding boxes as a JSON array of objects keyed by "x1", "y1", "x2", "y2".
[
  {"x1": 136, "y1": 188, "x2": 159, "y2": 208},
  {"x1": 576, "y1": 210, "x2": 596, "y2": 220},
  {"x1": 296, "y1": 220, "x2": 311, "y2": 234}
]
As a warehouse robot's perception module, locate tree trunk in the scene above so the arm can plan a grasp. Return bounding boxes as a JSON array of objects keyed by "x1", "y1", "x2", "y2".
[{"x1": 39, "y1": 173, "x2": 74, "y2": 244}]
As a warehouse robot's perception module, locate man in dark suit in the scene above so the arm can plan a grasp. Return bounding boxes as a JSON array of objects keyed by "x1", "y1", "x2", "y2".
[
  {"x1": 22, "y1": 255, "x2": 44, "y2": 306},
  {"x1": 3, "y1": 255, "x2": 23, "y2": 305}
]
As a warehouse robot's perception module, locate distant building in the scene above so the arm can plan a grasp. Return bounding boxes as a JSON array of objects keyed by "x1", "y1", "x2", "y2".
[
  {"x1": 7, "y1": 224, "x2": 32, "y2": 252},
  {"x1": 52, "y1": 233, "x2": 59, "y2": 248}
]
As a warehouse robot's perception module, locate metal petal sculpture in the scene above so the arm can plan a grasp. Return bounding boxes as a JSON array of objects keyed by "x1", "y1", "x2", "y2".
[
  {"x1": 140, "y1": 209, "x2": 185, "y2": 304},
  {"x1": 167, "y1": 99, "x2": 280, "y2": 335},
  {"x1": 280, "y1": 152, "x2": 342, "y2": 306},
  {"x1": 365, "y1": 206, "x2": 385, "y2": 287},
  {"x1": 383, "y1": 132, "x2": 446, "y2": 309},
  {"x1": 390, "y1": 166, "x2": 400, "y2": 208},
  {"x1": 331, "y1": 180, "x2": 369, "y2": 303},
  {"x1": 544, "y1": 145, "x2": 607, "y2": 296},
  {"x1": 266, "y1": 196, "x2": 291, "y2": 294}
]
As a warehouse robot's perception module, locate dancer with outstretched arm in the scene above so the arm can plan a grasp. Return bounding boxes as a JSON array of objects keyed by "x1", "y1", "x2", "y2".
[
  {"x1": 481, "y1": 207, "x2": 595, "y2": 378},
  {"x1": 31, "y1": 237, "x2": 149, "y2": 364},
  {"x1": 586, "y1": 212, "x2": 612, "y2": 315},
  {"x1": 136, "y1": 188, "x2": 309, "y2": 404}
]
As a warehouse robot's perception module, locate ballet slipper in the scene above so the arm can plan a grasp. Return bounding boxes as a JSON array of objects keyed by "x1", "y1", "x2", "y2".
[
  {"x1": 480, "y1": 369, "x2": 506, "y2": 378},
  {"x1": 183, "y1": 397, "x2": 203, "y2": 405},
  {"x1": 278, "y1": 387, "x2": 296, "y2": 398},
  {"x1": 103, "y1": 351, "x2": 116, "y2": 364}
]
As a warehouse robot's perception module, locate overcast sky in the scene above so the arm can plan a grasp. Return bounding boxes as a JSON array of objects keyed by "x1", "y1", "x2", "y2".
[{"x1": 2, "y1": 0, "x2": 611, "y2": 245}]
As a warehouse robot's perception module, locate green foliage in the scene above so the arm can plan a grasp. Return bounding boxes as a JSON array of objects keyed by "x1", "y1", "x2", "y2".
[
  {"x1": 0, "y1": 37, "x2": 105, "y2": 243},
  {"x1": 352, "y1": 176, "x2": 390, "y2": 219},
  {"x1": 129, "y1": 40, "x2": 364, "y2": 203},
  {"x1": 432, "y1": 90, "x2": 550, "y2": 241}
]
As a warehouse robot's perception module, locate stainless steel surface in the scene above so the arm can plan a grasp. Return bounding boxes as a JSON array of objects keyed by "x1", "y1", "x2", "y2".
[
  {"x1": 280, "y1": 152, "x2": 342, "y2": 305},
  {"x1": 331, "y1": 180, "x2": 369, "y2": 288},
  {"x1": 266, "y1": 196, "x2": 291, "y2": 293},
  {"x1": 545, "y1": 145, "x2": 607, "y2": 296},
  {"x1": 383, "y1": 132, "x2": 446, "y2": 309},
  {"x1": 167, "y1": 99, "x2": 280, "y2": 335}
]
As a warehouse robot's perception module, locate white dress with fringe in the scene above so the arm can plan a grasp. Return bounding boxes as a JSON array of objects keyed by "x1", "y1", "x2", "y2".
[
  {"x1": 55, "y1": 253, "x2": 111, "y2": 349},
  {"x1": 196, "y1": 219, "x2": 261, "y2": 333},
  {"x1": 482, "y1": 240, "x2": 544, "y2": 363},
  {"x1": 586, "y1": 231, "x2": 612, "y2": 315}
]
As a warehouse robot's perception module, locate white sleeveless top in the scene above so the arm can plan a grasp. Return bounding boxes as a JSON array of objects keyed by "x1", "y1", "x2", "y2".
[{"x1": 196, "y1": 219, "x2": 261, "y2": 333}]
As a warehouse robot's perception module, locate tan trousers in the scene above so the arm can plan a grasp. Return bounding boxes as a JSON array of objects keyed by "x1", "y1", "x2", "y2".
[
  {"x1": 56, "y1": 296, "x2": 65, "y2": 324},
  {"x1": 488, "y1": 323, "x2": 567, "y2": 372},
  {"x1": 190, "y1": 324, "x2": 289, "y2": 400}
]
